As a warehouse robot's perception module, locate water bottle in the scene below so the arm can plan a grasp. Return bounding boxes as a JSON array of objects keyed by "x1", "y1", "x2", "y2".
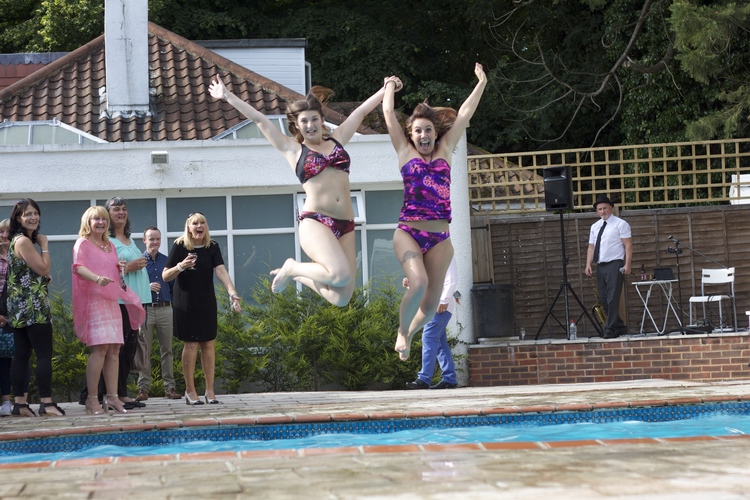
[{"x1": 569, "y1": 320, "x2": 577, "y2": 340}]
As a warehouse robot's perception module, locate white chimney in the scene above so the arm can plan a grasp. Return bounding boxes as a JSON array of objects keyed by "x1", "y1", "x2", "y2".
[{"x1": 104, "y1": 0, "x2": 150, "y2": 116}]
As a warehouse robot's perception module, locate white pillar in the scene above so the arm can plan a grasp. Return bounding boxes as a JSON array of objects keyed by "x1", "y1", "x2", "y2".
[{"x1": 449, "y1": 132, "x2": 474, "y2": 386}]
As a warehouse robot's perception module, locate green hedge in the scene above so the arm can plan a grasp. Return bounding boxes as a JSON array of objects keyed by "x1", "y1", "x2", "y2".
[{"x1": 40, "y1": 278, "x2": 446, "y2": 401}]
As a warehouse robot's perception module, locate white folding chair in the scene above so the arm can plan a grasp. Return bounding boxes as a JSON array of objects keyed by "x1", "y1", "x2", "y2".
[{"x1": 689, "y1": 267, "x2": 738, "y2": 332}]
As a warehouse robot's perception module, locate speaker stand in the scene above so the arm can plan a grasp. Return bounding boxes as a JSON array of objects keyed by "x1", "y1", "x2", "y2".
[{"x1": 535, "y1": 211, "x2": 604, "y2": 340}]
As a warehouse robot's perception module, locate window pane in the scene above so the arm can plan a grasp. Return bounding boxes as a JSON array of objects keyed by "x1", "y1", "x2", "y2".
[
  {"x1": 39, "y1": 200, "x2": 91, "y2": 236},
  {"x1": 47, "y1": 239, "x2": 76, "y2": 300},
  {"x1": 234, "y1": 234, "x2": 295, "y2": 304},
  {"x1": 367, "y1": 229, "x2": 402, "y2": 293},
  {"x1": 31, "y1": 124, "x2": 53, "y2": 144},
  {"x1": 167, "y1": 197, "x2": 226, "y2": 232},
  {"x1": 52, "y1": 126, "x2": 80, "y2": 144},
  {"x1": 4, "y1": 125, "x2": 29, "y2": 145},
  {"x1": 233, "y1": 195, "x2": 294, "y2": 229},
  {"x1": 365, "y1": 191, "x2": 402, "y2": 224},
  {"x1": 95, "y1": 198, "x2": 157, "y2": 235}
]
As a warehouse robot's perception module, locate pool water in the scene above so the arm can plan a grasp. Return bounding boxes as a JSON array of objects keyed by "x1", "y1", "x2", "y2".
[{"x1": 1, "y1": 403, "x2": 749, "y2": 464}]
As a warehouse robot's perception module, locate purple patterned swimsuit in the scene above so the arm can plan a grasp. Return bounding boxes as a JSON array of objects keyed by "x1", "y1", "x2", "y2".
[{"x1": 398, "y1": 157, "x2": 452, "y2": 253}]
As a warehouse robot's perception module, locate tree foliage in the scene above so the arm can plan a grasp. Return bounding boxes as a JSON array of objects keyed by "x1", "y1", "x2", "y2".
[{"x1": 1, "y1": 0, "x2": 748, "y2": 152}]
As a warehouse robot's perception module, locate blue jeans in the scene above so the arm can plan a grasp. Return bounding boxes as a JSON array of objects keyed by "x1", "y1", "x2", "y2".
[{"x1": 417, "y1": 311, "x2": 457, "y2": 385}]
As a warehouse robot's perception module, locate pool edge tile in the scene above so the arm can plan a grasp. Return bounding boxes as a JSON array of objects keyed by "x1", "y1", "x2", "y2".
[
  {"x1": 240, "y1": 449, "x2": 299, "y2": 459},
  {"x1": 363, "y1": 444, "x2": 421, "y2": 454},
  {"x1": 421, "y1": 443, "x2": 483, "y2": 452},
  {"x1": 300, "y1": 446, "x2": 362, "y2": 457},
  {"x1": 543, "y1": 439, "x2": 602, "y2": 448},
  {"x1": 292, "y1": 414, "x2": 332, "y2": 423},
  {"x1": 481, "y1": 441, "x2": 542, "y2": 451},
  {"x1": 179, "y1": 451, "x2": 240, "y2": 461}
]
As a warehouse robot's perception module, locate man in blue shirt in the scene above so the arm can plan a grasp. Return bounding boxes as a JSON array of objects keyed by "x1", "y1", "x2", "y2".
[{"x1": 136, "y1": 227, "x2": 181, "y2": 400}]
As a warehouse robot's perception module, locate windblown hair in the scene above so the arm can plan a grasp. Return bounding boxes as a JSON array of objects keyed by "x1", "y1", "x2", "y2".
[
  {"x1": 0, "y1": 218, "x2": 9, "y2": 234},
  {"x1": 286, "y1": 86, "x2": 333, "y2": 143},
  {"x1": 105, "y1": 196, "x2": 131, "y2": 238},
  {"x1": 175, "y1": 212, "x2": 212, "y2": 251},
  {"x1": 405, "y1": 102, "x2": 457, "y2": 147},
  {"x1": 79, "y1": 206, "x2": 110, "y2": 240},
  {"x1": 8, "y1": 198, "x2": 41, "y2": 243}
]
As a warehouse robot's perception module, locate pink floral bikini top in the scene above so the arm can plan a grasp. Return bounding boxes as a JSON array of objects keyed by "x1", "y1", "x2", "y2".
[{"x1": 295, "y1": 138, "x2": 351, "y2": 184}]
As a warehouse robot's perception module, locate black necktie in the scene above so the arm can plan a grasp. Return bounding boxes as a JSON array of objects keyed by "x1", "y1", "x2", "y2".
[{"x1": 593, "y1": 221, "x2": 607, "y2": 263}]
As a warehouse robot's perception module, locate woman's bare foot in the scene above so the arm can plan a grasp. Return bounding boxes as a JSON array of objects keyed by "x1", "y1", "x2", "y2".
[
  {"x1": 395, "y1": 331, "x2": 413, "y2": 361},
  {"x1": 270, "y1": 258, "x2": 295, "y2": 293}
]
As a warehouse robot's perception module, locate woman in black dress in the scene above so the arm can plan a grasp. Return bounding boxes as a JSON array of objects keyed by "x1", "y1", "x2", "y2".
[{"x1": 162, "y1": 213, "x2": 241, "y2": 405}]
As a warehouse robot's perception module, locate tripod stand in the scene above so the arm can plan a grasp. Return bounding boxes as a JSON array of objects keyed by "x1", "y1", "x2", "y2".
[
  {"x1": 667, "y1": 236, "x2": 731, "y2": 333},
  {"x1": 535, "y1": 211, "x2": 604, "y2": 340}
]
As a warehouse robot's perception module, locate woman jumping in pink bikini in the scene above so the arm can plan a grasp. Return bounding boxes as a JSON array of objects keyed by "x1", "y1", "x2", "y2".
[{"x1": 383, "y1": 63, "x2": 487, "y2": 360}]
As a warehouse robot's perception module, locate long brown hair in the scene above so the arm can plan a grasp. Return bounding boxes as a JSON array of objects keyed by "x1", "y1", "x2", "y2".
[
  {"x1": 404, "y1": 102, "x2": 457, "y2": 147},
  {"x1": 285, "y1": 86, "x2": 333, "y2": 143}
]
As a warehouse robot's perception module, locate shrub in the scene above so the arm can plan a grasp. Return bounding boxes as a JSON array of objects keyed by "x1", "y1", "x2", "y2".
[{"x1": 49, "y1": 291, "x2": 87, "y2": 402}]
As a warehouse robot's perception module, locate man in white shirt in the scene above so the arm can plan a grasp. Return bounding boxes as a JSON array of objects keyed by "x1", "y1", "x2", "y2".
[{"x1": 585, "y1": 195, "x2": 632, "y2": 338}]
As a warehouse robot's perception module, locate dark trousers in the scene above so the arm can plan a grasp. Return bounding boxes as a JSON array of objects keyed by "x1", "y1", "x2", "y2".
[
  {"x1": 11, "y1": 323, "x2": 53, "y2": 398},
  {"x1": 80, "y1": 305, "x2": 139, "y2": 400},
  {"x1": 596, "y1": 260, "x2": 627, "y2": 333}
]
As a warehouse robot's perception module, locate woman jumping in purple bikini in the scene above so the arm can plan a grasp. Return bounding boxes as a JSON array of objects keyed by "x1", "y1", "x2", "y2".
[{"x1": 383, "y1": 63, "x2": 487, "y2": 360}]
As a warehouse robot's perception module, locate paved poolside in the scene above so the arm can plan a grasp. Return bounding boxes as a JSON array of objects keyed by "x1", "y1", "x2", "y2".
[{"x1": 1, "y1": 379, "x2": 750, "y2": 498}]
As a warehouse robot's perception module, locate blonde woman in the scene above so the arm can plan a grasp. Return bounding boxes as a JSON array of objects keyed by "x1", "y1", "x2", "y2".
[
  {"x1": 163, "y1": 212, "x2": 241, "y2": 405},
  {"x1": 72, "y1": 206, "x2": 145, "y2": 415}
]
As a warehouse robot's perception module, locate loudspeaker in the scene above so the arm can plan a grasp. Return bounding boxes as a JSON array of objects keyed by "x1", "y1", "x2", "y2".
[{"x1": 543, "y1": 166, "x2": 573, "y2": 211}]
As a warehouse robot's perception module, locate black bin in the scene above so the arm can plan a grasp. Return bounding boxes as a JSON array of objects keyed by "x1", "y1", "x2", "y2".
[{"x1": 472, "y1": 284, "x2": 514, "y2": 338}]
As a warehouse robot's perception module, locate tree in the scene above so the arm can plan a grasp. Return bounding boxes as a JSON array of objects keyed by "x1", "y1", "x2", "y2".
[
  {"x1": 670, "y1": 1, "x2": 750, "y2": 140},
  {"x1": 486, "y1": 0, "x2": 750, "y2": 150}
]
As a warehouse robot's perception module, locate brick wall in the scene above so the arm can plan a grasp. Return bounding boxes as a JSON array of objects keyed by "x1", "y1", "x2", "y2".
[{"x1": 468, "y1": 333, "x2": 750, "y2": 386}]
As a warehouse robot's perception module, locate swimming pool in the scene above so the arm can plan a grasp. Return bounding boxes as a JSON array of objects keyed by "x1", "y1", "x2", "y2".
[{"x1": 1, "y1": 402, "x2": 748, "y2": 463}]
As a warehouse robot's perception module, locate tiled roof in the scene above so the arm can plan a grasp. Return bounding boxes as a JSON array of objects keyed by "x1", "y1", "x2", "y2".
[{"x1": 0, "y1": 23, "x2": 368, "y2": 142}]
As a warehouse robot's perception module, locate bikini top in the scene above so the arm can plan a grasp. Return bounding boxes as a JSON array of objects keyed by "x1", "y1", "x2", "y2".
[
  {"x1": 399, "y1": 157, "x2": 452, "y2": 222},
  {"x1": 295, "y1": 138, "x2": 351, "y2": 184}
]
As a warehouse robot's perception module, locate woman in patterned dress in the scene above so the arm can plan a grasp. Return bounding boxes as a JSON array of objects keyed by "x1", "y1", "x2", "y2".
[
  {"x1": 72, "y1": 206, "x2": 145, "y2": 415},
  {"x1": 6, "y1": 199, "x2": 63, "y2": 417}
]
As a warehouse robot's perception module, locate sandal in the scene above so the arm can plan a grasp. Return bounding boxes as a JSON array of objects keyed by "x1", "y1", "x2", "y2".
[
  {"x1": 84, "y1": 396, "x2": 105, "y2": 416},
  {"x1": 39, "y1": 402, "x2": 66, "y2": 417},
  {"x1": 104, "y1": 394, "x2": 128, "y2": 414},
  {"x1": 11, "y1": 403, "x2": 37, "y2": 418}
]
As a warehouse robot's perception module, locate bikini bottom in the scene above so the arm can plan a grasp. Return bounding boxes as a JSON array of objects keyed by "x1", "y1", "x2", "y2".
[
  {"x1": 397, "y1": 223, "x2": 450, "y2": 255},
  {"x1": 298, "y1": 211, "x2": 355, "y2": 240}
]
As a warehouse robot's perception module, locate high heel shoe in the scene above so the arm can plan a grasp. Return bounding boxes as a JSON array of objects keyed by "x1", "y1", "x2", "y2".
[
  {"x1": 84, "y1": 396, "x2": 105, "y2": 416},
  {"x1": 185, "y1": 392, "x2": 204, "y2": 406},
  {"x1": 104, "y1": 395, "x2": 129, "y2": 414},
  {"x1": 204, "y1": 393, "x2": 220, "y2": 405}
]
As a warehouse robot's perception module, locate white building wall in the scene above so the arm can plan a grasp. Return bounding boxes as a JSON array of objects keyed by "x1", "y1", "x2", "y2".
[
  {"x1": 0, "y1": 133, "x2": 476, "y2": 383},
  {"x1": 205, "y1": 47, "x2": 307, "y2": 95}
]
